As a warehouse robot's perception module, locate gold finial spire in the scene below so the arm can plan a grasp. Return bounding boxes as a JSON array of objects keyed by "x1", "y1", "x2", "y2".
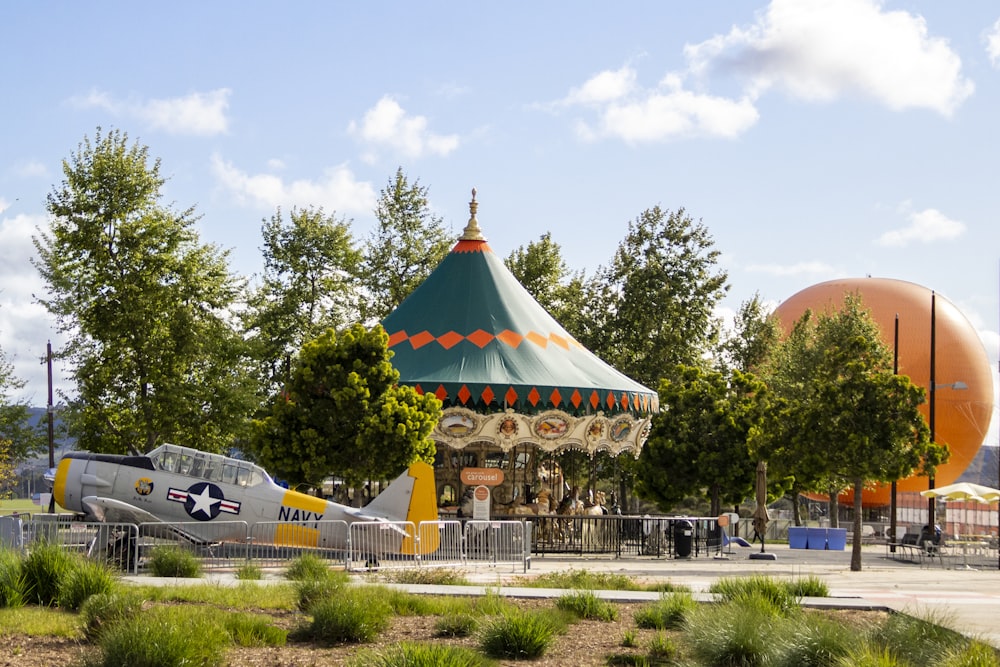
[{"x1": 460, "y1": 187, "x2": 485, "y2": 241}]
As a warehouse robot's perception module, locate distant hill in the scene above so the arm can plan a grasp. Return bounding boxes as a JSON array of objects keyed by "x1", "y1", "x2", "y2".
[{"x1": 957, "y1": 445, "x2": 1000, "y2": 488}]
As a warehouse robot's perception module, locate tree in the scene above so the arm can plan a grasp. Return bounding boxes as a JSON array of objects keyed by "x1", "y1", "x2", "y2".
[
  {"x1": 359, "y1": 168, "x2": 452, "y2": 322},
  {"x1": 760, "y1": 295, "x2": 945, "y2": 570},
  {"x1": 719, "y1": 293, "x2": 782, "y2": 374},
  {"x1": 245, "y1": 207, "x2": 363, "y2": 394},
  {"x1": 636, "y1": 364, "x2": 768, "y2": 516},
  {"x1": 0, "y1": 339, "x2": 44, "y2": 463},
  {"x1": 594, "y1": 206, "x2": 729, "y2": 389},
  {"x1": 248, "y1": 324, "x2": 440, "y2": 491},
  {"x1": 34, "y1": 128, "x2": 257, "y2": 455}
]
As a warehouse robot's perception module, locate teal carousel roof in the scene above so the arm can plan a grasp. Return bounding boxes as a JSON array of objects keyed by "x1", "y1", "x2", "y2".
[{"x1": 380, "y1": 190, "x2": 658, "y2": 422}]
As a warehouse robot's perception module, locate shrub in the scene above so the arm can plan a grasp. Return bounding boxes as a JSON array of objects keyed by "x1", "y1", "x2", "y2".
[
  {"x1": 378, "y1": 568, "x2": 470, "y2": 586},
  {"x1": 471, "y1": 588, "x2": 514, "y2": 616},
  {"x1": 21, "y1": 541, "x2": 75, "y2": 606},
  {"x1": 555, "y1": 590, "x2": 618, "y2": 621},
  {"x1": 479, "y1": 608, "x2": 559, "y2": 660},
  {"x1": 147, "y1": 545, "x2": 202, "y2": 578},
  {"x1": 89, "y1": 605, "x2": 229, "y2": 667},
  {"x1": 837, "y1": 644, "x2": 900, "y2": 667},
  {"x1": 306, "y1": 586, "x2": 391, "y2": 643},
  {"x1": 517, "y1": 568, "x2": 641, "y2": 591},
  {"x1": 223, "y1": 612, "x2": 287, "y2": 647},
  {"x1": 0, "y1": 547, "x2": 25, "y2": 608},
  {"x1": 79, "y1": 590, "x2": 145, "y2": 640},
  {"x1": 58, "y1": 558, "x2": 119, "y2": 611},
  {"x1": 634, "y1": 591, "x2": 696, "y2": 630},
  {"x1": 620, "y1": 628, "x2": 638, "y2": 647},
  {"x1": 349, "y1": 641, "x2": 495, "y2": 667},
  {"x1": 867, "y1": 610, "x2": 968, "y2": 665},
  {"x1": 294, "y1": 575, "x2": 346, "y2": 612},
  {"x1": 939, "y1": 641, "x2": 1000, "y2": 667}
]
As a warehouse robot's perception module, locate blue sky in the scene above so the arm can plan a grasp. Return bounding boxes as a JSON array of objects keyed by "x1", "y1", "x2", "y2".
[{"x1": 2, "y1": 1, "x2": 999, "y2": 448}]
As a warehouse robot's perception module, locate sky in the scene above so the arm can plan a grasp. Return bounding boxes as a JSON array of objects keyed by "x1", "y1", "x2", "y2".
[{"x1": 2, "y1": 1, "x2": 999, "y2": 449}]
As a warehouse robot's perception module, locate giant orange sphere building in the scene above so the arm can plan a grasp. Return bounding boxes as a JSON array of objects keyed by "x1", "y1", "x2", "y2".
[{"x1": 774, "y1": 277, "x2": 994, "y2": 505}]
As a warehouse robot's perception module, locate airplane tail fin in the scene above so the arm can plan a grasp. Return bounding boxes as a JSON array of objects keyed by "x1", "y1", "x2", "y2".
[{"x1": 363, "y1": 461, "x2": 439, "y2": 555}]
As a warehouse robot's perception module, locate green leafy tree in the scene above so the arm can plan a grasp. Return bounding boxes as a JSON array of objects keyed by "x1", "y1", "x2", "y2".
[
  {"x1": 594, "y1": 206, "x2": 729, "y2": 388},
  {"x1": 249, "y1": 324, "x2": 440, "y2": 491},
  {"x1": 719, "y1": 293, "x2": 782, "y2": 374},
  {"x1": 360, "y1": 168, "x2": 451, "y2": 322},
  {"x1": 33, "y1": 128, "x2": 257, "y2": 454},
  {"x1": 245, "y1": 207, "x2": 363, "y2": 394},
  {"x1": 760, "y1": 295, "x2": 944, "y2": 570},
  {"x1": 636, "y1": 364, "x2": 768, "y2": 516}
]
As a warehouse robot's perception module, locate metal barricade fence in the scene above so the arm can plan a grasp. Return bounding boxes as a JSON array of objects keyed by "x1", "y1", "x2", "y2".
[
  {"x1": 348, "y1": 521, "x2": 416, "y2": 570},
  {"x1": 249, "y1": 520, "x2": 350, "y2": 569},
  {"x1": 22, "y1": 518, "x2": 139, "y2": 572},
  {"x1": 137, "y1": 520, "x2": 249, "y2": 571},
  {"x1": 464, "y1": 520, "x2": 531, "y2": 572},
  {"x1": 416, "y1": 520, "x2": 464, "y2": 568}
]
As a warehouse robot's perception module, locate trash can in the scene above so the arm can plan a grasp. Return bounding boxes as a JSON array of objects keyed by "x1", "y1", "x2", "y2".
[{"x1": 674, "y1": 519, "x2": 694, "y2": 558}]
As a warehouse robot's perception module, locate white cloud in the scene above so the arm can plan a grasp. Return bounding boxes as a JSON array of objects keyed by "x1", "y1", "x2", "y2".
[
  {"x1": 0, "y1": 211, "x2": 69, "y2": 403},
  {"x1": 566, "y1": 69, "x2": 760, "y2": 142},
  {"x1": 348, "y1": 96, "x2": 459, "y2": 160},
  {"x1": 71, "y1": 88, "x2": 231, "y2": 136},
  {"x1": 987, "y1": 18, "x2": 1000, "y2": 68},
  {"x1": 876, "y1": 206, "x2": 966, "y2": 247},
  {"x1": 16, "y1": 161, "x2": 48, "y2": 178},
  {"x1": 211, "y1": 155, "x2": 376, "y2": 214},
  {"x1": 685, "y1": 0, "x2": 973, "y2": 116},
  {"x1": 744, "y1": 260, "x2": 836, "y2": 277}
]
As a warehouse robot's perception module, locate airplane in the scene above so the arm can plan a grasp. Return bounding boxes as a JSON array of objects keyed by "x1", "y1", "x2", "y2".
[{"x1": 48, "y1": 442, "x2": 439, "y2": 564}]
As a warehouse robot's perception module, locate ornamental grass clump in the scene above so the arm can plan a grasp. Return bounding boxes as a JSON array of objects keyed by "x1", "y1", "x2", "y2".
[
  {"x1": 349, "y1": 641, "x2": 496, "y2": 667},
  {"x1": 555, "y1": 590, "x2": 618, "y2": 622},
  {"x1": 0, "y1": 547, "x2": 25, "y2": 608},
  {"x1": 709, "y1": 575, "x2": 797, "y2": 615},
  {"x1": 58, "y1": 557, "x2": 119, "y2": 611},
  {"x1": 223, "y1": 611, "x2": 287, "y2": 647},
  {"x1": 305, "y1": 585, "x2": 391, "y2": 643},
  {"x1": 434, "y1": 612, "x2": 478, "y2": 638},
  {"x1": 79, "y1": 590, "x2": 145, "y2": 640},
  {"x1": 634, "y1": 591, "x2": 697, "y2": 630},
  {"x1": 21, "y1": 541, "x2": 75, "y2": 606},
  {"x1": 87, "y1": 605, "x2": 229, "y2": 667},
  {"x1": 865, "y1": 610, "x2": 970, "y2": 666},
  {"x1": 775, "y1": 611, "x2": 853, "y2": 667},
  {"x1": 685, "y1": 594, "x2": 786, "y2": 667},
  {"x1": 147, "y1": 545, "x2": 202, "y2": 578},
  {"x1": 479, "y1": 608, "x2": 560, "y2": 660}
]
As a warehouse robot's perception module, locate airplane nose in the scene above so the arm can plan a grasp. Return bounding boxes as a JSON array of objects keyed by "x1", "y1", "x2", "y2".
[{"x1": 43, "y1": 468, "x2": 57, "y2": 486}]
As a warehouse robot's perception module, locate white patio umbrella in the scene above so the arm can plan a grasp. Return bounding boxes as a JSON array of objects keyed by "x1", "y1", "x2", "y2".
[{"x1": 920, "y1": 482, "x2": 1000, "y2": 537}]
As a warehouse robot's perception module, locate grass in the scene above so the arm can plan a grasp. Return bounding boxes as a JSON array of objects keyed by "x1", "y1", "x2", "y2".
[
  {"x1": 21, "y1": 541, "x2": 76, "y2": 606},
  {"x1": 0, "y1": 547, "x2": 26, "y2": 608},
  {"x1": 304, "y1": 585, "x2": 392, "y2": 643},
  {"x1": 0, "y1": 605, "x2": 82, "y2": 637},
  {"x1": 514, "y1": 567, "x2": 688, "y2": 593},
  {"x1": 708, "y1": 575, "x2": 799, "y2": 615},
  {"x1": 57, "y1": 558, "x2": 119, "y2": 611},
  {"x1": 222, "y1": 611, "x2": 287, "y2": 647},
  {"x1": 146, "y1": 545, "x2": 202, "y2": 578},
  {"x1": 434, "y1": 612, "x2": 479, "y2": 637},
  {"x1": 634, "y1": 591, "x2": 697, "y2": 630},
  {"x1": 374, "y1": 568, "x2": 471, "y2": 586},
  {"x1": 285, "y1": 552, "x2": 334, "y2": 581},
  {"x1": 685, "y1": 594, "x2": 788, "y2": 666},
  {"x1": 349, "y1": 641, "x2": 497, "y2": 666},
  {"x1": 478, "y1": 608, "x2": 561, "y2": 660},
  {"x1": 85, "y1": 604, "x2": 230, "y2": 667},
  {"x1": 555, "y1": 589, "x2": 619, "y2": 621},
  {"x1": 234, "y1": 562, "x2": 262, "y2": 580},
  {"x1": 78, "y1": 590, "x2": 146, "y2": 640},
  {"x1": 132, "y1": 580, "x2": 298, "y2": 609}
]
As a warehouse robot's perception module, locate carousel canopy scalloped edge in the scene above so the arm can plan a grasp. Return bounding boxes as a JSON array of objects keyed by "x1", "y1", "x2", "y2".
[{"x1": 433, "y1": 407, "x2": 650, "y2": 457}]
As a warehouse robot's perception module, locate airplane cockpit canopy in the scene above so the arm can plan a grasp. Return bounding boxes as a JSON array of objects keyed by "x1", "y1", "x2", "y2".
[{"x1": 148, "y1": 443, "x2": 270, "y2": 488}]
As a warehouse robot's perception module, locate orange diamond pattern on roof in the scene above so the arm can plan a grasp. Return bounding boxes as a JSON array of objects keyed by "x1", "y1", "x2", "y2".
[
  {"x1": 620, "y1": 394, "x2": 629, "y2": 410},
  {"x1": 435, "y1": 385, "x2": 448, "y2": 401},
  {"x1": 527, "y1": 388, "x2": 541, "y2": 406},
  {"x1": 570, "y1": 389, "x2": 582, "y2": 408},
  {"x1": 437, "y1": 331, "x2": 464, "y2": 350},
  {"x1": 590, "y1": 391, "x2": 600, "y2": 409},
  {"x1": 409, "y1": 331, "x2": 436, "y2": 349},
  {"x1": 549, "y1": 333, "x2": 570, "y2": 350},
  {"x1": 457, "y1": 385, "x2": 472, "y2": 404},
  {"x1": 525, "y1": 331, "x2": 548, "y2": 348},
  {"x1": 466, "y1": 329, "x2": 494, "y2": 348},
  {"x1": 505, "y1": 387, "x2": 519, "y2": 405},
  {"x1": 480, "y1": 386, "x2": 495, "y2": 404},
  {"x1": 549, "y1": 388, "x2": 562, "y2": 407},
  {"x1": 414, "y1": 384, "x2": 424, "y2": 395},
  {"x1": 496, "y1": 330, "x2": 523, "y2": 348},
  {"x1": 387, "y1": 330, "x2": 408, "y2": 347},
  {"x1": 606, "y1": 392, "x2": 616, "y2": 410}
]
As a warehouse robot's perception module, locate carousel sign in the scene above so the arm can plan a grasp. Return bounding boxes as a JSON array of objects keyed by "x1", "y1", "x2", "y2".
[{"x1": 460, "y1": 467, "x2": 504, "y2": 486}]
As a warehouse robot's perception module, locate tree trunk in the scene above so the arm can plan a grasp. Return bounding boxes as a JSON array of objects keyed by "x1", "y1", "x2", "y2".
[
  {"x1": 851, "y1": 478, "x2": 864, "y2": 571},
  {"x1": 791, "y1": 487, "x2": 802, "y2": 526},
  {"x1": 828, "y1": 490, "x2": 840, "y2": 528}
]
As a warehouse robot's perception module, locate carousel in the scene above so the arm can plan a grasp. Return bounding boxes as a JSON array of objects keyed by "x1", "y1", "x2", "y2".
[{"x1": 380, "y1": 190, "x2": 658, "y2": 514}]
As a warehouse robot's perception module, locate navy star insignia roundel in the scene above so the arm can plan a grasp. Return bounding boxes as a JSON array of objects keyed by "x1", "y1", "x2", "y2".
[{"x1": 167, "y1": 482, "x2": 241, "y2": 520}]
